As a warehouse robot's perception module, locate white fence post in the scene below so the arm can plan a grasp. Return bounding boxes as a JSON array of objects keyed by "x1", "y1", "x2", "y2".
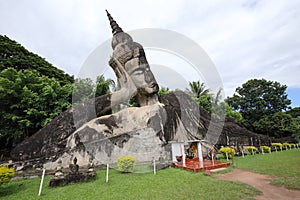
[
  {"x1": 153, "y1": 159, "x2": 156, "y2": 175},
  {"x1": 38, "y1": 168, "x2": 46, "y2": 196},
  {"x1": 106, "y1": 164, "x2": 109, "y2": 183}
]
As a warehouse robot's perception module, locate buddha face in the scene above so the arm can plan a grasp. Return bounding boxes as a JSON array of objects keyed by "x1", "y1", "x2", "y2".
[
  {"x1": 125, "y1": 56, "x2": 159, "y2": 95},
  {"x1": 112, "y1": 34, "x2": 159, "y2": 96}
]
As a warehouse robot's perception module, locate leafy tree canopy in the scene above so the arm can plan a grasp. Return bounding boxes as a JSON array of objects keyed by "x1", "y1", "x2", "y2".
[
  {"x1": 253, "y1": 112, "x2": 298, "y2": 138},
  {"x1": 187, "y1": 81, "x2": 213, "y2": 112},
  {"x1": 226, "y1": 78, "x2": 291, "y2": 129},
  {"x1": 72, "y1": 75, "x2": 115, "y2": 104},
  {"x1": 286, "y1": 107, "x2": 300, "y2": 118},
  {"x1": 158, "y1": 87, "x2": 170, "y2": 96},
  {"x1": 0, "y1": 35, "x2": 74, "y2": 85},
  {"x1": 292, "y1": 116, "x2": 300, "y2": 142},
  {"x1": 225, "y1": 103, "x2": 243, "y2": 123},
  {"x1": 0, "y1": 36, "x2": 117, "y2": 149},
  {"x1": 0, "y1": 68, "x2": 73, "y2": 145},
  {"x1": 95, "y1": 75, "x2": 115, "y2": 97}
]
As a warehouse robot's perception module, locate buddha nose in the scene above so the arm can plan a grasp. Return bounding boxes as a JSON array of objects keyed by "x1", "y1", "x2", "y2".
[{"x1": 145, "y1": 70, "x2": 155, "y2": 83}]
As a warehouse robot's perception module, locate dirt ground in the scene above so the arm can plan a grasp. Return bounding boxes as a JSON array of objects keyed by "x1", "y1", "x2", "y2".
[{"x1": 216, "y1": 169, "x2": 300, "y2": 200}]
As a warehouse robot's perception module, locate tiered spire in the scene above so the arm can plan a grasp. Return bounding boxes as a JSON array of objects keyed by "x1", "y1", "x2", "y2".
[{"x1": 106, "y1": 10, "x2": 123, "y2": 35}]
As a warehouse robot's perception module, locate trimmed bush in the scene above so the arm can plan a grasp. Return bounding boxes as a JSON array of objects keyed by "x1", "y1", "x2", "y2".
[
  {"x1": 117, "y1": 156, "x2": 136, "y2": 173},
  {"x1": 219, "y1": 147, "x2": 235, "y2": 158},
  {"x1": 272, "y1": 143, "x2": 282, "y2": 150},
  {"x1": 246, "y1": 146, "x2": 257, "y2": 155},
  {"x1": 260, "y1": 146, "x2": 271, "y2": 153},
  {"x1": 0, "y1": 165, "x2": 14, "y2": 186},
  {"x1": 290, "y1": 143, "x2": 296, "y2": 148},
  {"x1": 282, "y1": 142, "x2": 291, "y2": 149}
]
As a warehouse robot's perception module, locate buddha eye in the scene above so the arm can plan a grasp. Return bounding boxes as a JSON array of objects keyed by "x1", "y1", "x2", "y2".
[{"x1": 134, "y1": 69, "x2": 144, "y2": 75}]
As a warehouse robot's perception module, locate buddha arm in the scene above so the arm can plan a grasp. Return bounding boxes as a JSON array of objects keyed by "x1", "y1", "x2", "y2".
[{"x1": 109, "y1": 56, "x2": 137, "y2": 106}]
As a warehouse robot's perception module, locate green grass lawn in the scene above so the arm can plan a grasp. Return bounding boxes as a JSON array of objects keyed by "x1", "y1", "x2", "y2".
[
  {"x1": 233, "y1": 148, "x2": 300, "y2": 190},
  {"x1": 1, "y1": 149, "x2": 299, "y2": 199},
  {"x1": 0, "y1": 168, "x2": 259, "y2": 200}
]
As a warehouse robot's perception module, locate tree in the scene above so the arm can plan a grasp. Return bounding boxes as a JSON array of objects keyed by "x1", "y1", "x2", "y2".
[
  {"x1": 226, "y1": 79, "x2": 291, "y2": 131},
  {"x1": 158, "y1": 87, "x2": 170, "y2": 96},
  {"x1": 187, "y1": 81, "x2": 213, "y2": 112},
  {"x1": 253, "y1": 112, "x2": 298, "y2": 138},
  {"x1": 292, "y1": 116, "x2": 300, "y2": 142},
  {"x1": 187, "y1": 81, "x2": 210, "y2": 98},
  {"x1": 195, "y1": 94, "x2": 213, "y2": 112},
  {"x1": 72, "y1": 78, "x2": 96, "y2": 104},
  {"x1": 95, "y1": 75, "x2": 115, "y2": 97},
  {"x1": 225, "y1": 103, "x2": 243, "y2": 123},
  {"x1": 286, "y1": 107, "x2": 300, "y2": 141},
  {"x1": 286, "y1": 107, "x2": 300, "y2": 118},
  {"x1": 0, "y1": 68, "x2": 73, "y2": 146},
  {"x1": 0, "y1": 35, "x2": 74, "y2": 85},
  {"x1": 73, "y1": 75, "x2": 115, "y2": 104}
]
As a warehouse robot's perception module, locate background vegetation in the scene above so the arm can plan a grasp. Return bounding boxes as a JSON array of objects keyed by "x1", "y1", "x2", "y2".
[{"x1": 226, "y1": 79, "x2": 299, "y2": 139}]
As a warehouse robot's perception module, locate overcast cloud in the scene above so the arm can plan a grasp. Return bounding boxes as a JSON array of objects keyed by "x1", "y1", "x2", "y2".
[{"x1": 0, "y1": 0, "x2": 299, "y2": 106}]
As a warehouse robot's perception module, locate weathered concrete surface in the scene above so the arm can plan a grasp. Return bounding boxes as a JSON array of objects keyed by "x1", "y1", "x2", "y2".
[
  {"x1": 50, "y1": 103, "x2": 169, "y2": 168},
  {"x1": 11, "y1": 91, "x2": 271, "y2": 170},
  {"x1": 10, "y1": 94, "x2": 112, "y2": 161}
]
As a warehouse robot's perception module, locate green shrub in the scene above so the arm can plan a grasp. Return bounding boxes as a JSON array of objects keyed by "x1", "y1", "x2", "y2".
[
  {"x1": 290, "y1": 143, "x2": 296, "y2": 148},
  {"x1": 246, "y1": 146, "x2": 257, "y2": 155},
  {"x1": 282, "y1": 142, "x2": 291, "y2": 149},
  {"x1": 117, "y1": 156, "x2": 136, "y2": 173},
  {"x1": 260, "y1": 146, "x2": 270, "y2": 153},
  {"x1": 0, "y1": 165, "x2": 14, "y2": 186},
  {"x1": 219, "y1": 147, "x2": 235, "y2": 158}
]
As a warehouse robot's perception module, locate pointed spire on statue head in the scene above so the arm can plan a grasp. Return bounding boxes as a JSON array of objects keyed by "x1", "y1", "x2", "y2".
[{"x1": 106, "y1": 10, "x2": 123, "y2": 35}]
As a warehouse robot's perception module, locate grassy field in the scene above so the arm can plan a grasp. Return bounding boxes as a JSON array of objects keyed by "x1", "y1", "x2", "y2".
[
  {"x1": 0, "y1": 168, "x2": 259, "y2": 200},
  {"x1": 233, "y1": 148, "x2": 300, "y2": 190},
  {"x1": 1, "y1": 149, "x2": 299, "y2": 199}
]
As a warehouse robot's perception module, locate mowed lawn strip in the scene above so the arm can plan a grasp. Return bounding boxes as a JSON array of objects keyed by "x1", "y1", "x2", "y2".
[{"x1": 0, "y1": 168, "x2": 260, "y2": 200}]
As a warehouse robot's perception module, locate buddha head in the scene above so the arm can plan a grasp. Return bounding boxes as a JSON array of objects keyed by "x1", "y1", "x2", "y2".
[{"x1": 106, "y1": 10, "x2": 159, "y2": 105}]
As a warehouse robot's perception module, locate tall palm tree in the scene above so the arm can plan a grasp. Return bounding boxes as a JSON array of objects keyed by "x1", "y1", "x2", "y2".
[
  {"x1": 188, "y1": 81, "x2": 210, "y2": 98},
  {"x1": 95, "y1": 75, "x2": 115, "y2": 97}
]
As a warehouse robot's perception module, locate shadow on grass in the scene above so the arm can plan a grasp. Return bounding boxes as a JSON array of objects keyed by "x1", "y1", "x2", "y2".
[{"x1": 0, "y1": 182, "x2": 25, "y2": 199}]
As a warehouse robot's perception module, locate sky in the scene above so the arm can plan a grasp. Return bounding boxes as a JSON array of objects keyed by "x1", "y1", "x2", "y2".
[{"x1": 0, "y1": 0, "x2": 299, "y2": 107}]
